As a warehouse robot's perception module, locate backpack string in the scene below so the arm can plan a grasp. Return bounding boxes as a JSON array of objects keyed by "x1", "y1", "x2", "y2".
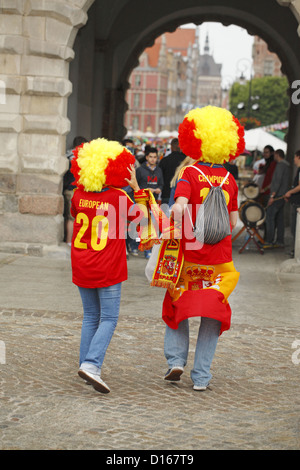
[
  {"x1": 220, "y1": 171, "x2": 230, "y2": 187},
  {"x1": 184, "y1": 167, "x2": 230, "y2": 232}
]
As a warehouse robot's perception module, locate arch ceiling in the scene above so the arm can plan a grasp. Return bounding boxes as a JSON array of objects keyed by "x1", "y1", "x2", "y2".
[{"x1": 92, "y1": 0, "x2": 300, "y2": 87}]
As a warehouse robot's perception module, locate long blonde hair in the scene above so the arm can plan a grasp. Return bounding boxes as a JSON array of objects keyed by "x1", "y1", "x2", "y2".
[{"x1": 170, "y1": 157, "x2": 195, "y2": 188}]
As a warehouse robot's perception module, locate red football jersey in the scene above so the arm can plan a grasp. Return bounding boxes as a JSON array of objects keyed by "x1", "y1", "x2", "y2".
[
  {"x1": 71, "y1": 187, "x2": 140, "y2": 288},
  {"x1": 174, "y1": 162, "x2": 238, "y2": 265}
]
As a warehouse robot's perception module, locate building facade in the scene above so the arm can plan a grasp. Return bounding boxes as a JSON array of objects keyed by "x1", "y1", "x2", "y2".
[
  {"x1": 197, "y1": 34, "x2": 222, "y2": 108},
  {"x1": 252, "y1": 35, "x2": 283, "y2": 78},
  {"x1": 125, "y1": 28, "x2": 200, "y2": 134},
  {"x1": 0, "y1": 0, "x2": 300, "y2": 256},
  {"x1": 125, "y1": 28, "x2": 223, "y2": 134}
]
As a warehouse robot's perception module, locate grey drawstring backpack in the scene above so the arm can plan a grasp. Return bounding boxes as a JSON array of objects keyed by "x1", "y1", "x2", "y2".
[{"x1": 186, "y1": 166, "x2": 231, "y2": 245}]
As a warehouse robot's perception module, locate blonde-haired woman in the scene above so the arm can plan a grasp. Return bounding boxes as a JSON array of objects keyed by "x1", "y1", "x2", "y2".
[
  {"x1": 168, "y1": 157, "x2": 195, "y2": 207},
  {"x1": 163, "y1": 106, "x2": 243, "y2": 391}
]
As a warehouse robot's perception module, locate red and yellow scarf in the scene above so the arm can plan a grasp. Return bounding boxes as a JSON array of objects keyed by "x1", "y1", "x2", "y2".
[{"x1": 134, "y1": 189, "x2": 184, "y2": 290}]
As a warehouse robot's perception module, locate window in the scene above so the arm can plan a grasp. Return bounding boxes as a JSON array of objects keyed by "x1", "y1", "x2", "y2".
[
  {"x1": 133, "y1": 93, "x2": 140, "y2": 108},
  {"x1": 135, "y1": 75, "x2": 141, "y2": 87},
  {"x1": 264, "y1": 60, "x2": 274, "y2": 76},
  {"x1": 132, "y1": 116, "x2": 139, "y2": 129}
]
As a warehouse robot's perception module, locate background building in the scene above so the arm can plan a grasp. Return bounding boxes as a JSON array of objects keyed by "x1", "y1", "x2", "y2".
[
  {"x1": 125, "y1": 27, "x2": 222, "y2": 134},
  {"x1": 125, "y1": 27, "x2": 200, "y2": 134},
  {"x1": 252, "y1": 35, "x2": 283, "y2": 78},
  {"x1": 125, "y1": 28, "x2": 222, "y2": 135},
  {"x1": 197, "y1": 33, "x2": 222, "y2": 107}
]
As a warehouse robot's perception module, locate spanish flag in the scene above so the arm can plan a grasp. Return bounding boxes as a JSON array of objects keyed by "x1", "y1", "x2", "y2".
[{"x1": 162, "y1": 260, "x2": 240, "y2": 335}]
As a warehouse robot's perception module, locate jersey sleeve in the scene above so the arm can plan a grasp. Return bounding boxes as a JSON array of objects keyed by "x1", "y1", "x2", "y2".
[
  {"x1": 174, "y1": 167, "x2": 192, "y2": 201},
  {"x1": 70, "y1": 189, "x2": 78, "y2": 218},
  {"x1": 229, "y1": 177, "x2": 239, "y2": 212}
]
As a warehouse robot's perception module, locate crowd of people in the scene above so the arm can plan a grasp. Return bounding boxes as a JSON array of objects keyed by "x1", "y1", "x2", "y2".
[
  {"x1": 250, "y1": 145, "x2": 300, "y2": 256},
  {"x1": 63, "y1": 136, "x2": 300, "y2": 261}
]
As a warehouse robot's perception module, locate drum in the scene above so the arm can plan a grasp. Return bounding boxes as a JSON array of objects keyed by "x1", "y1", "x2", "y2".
[
  {"x1": 242, "y1": 182, "x2": 260, "y2": 200},
  {"x1": 239, "y1": 200, "x2": 265, "y2": 227}
]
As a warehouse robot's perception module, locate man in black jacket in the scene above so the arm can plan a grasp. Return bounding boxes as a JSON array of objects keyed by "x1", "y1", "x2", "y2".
[
  {"x1": 263, "y1": 149, "x2": 290, "y2": 248},
  {"x1": 159, "y1": 138, "x2": 186, "y2": 204},
  {"x1": 284, "y1": 150, "x2": 300, "y2": 256}
]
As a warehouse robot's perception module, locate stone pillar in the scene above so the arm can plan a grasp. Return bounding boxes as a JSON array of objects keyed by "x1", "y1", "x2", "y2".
[
  {"x1": 102, "y1": 87, "x2": 128, "y2": 141},
  {"x1": 0, "y1": 0, "x2": 89, "y2": 256},
  {"x1": 295, "y1": 208, "x2": 300, "y2": 261}
]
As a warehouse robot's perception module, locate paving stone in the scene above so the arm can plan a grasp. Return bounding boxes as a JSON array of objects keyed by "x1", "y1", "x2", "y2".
[{"x1": 0, "y1": 244, "x2": 299, "y2": 450}]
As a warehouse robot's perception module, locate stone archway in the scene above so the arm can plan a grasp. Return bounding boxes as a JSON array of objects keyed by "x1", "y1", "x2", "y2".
[{"x1": 0, "y1": 0, "x2": 300, "y2": 255}]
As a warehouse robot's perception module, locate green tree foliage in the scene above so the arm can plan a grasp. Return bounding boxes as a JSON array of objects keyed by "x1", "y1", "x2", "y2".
[{"x1": 229, "y1": 76, "x2": 289, "y2": 129}]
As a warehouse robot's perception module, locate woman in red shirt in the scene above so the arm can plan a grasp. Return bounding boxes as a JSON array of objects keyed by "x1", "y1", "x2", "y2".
[
  {"x1": 70, "y1": 138, "x2": 143, "y2": 393},
  {"x1": 161, "y1": 106, "x2": 244, "y2": 391}
]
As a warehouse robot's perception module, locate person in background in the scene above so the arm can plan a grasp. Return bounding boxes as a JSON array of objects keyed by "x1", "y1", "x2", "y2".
[
  {"x1": 224, "y1": 159, "x2": 239, "y2": 181},
  {"x1": 259, "y1": 145, "x2": 277, "y2": 206},
  {"x1": 263, "y1": 149, "x2": 290, "y2": 249},
  {"x1": 63, "y1": 136, "x2": 87, "y2": 246},
  {"x1": 284, "y1": 150, "x2": 300, "y2": 257},
  {"x1": 159, "y1": 138, "x2": 186, "y2": 205},
  {"x1": 136, "y1": 147, "x2": 164, "y2": 200},
  {"x1": 136, "y1": 148, "x2": 164, "y2": 259},
  {"x1": 121, "y1": 138, "x2": 140, "y2": 258}
]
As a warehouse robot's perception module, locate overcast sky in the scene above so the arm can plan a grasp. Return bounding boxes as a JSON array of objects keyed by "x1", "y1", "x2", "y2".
[{"x1": 182, "y1": 22, "x2": 254, "y2": 87}]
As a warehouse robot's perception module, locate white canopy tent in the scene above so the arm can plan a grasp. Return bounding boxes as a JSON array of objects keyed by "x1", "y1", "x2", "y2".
[
  {"x1": 244, "y1": 128, "x2": 287, "y2": 153},
  {"x1": 125, "y1": 129, "x2": 143, "y2": 137},
  {"x1": 143, "y1": 131, "x2": 156, "y2": 138},
  {"x1": 157, "y1": 130, "x2": 171, "y2": 138}
]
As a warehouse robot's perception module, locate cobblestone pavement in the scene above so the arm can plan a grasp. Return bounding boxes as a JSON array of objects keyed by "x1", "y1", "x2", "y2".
[{"x1": 0, "y1": 239, "x2": 300, "y2": 450}]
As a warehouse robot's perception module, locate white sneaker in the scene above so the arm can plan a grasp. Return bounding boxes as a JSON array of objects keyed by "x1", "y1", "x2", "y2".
[
  {"x1": 193, "y1": 384, "x2": 207, "y2": 391},
  {"x1": 78, "y1": 368, "x2": 110, "y2": 393}
]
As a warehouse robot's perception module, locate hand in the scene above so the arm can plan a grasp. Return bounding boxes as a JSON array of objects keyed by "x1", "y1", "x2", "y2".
[
  {"x1": 125, "y1": 164, "x2": 140, "y2": 191},
  {"x1": 284, "y1": 190, "x2": 291, "y2": 199},
  {"x1": 267, "y1": 197, "x2": 274, "y2": 207}
]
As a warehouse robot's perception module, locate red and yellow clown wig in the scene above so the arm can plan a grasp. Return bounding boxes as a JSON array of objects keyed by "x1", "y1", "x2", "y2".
[
  {"x1": 70, "y1": 137, "x2": 135, "y2": 192},
  {"x1": 178, "y1": 106, "x2": 245, "y2": 164}
]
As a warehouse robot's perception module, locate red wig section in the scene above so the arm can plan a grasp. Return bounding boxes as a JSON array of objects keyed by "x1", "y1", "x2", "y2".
[
  {"x1": 178, "y1": 117, "x2": 202, "y2": 160},
  {"x1": 228, "y1": 116, "x2": 245, "y2": 161},
  {"x1": 70, "y1": 143, "x2": 85, "y2": 190},
  {"x1": 104, "y1": 149, "x2": 135, "y2": 187}
]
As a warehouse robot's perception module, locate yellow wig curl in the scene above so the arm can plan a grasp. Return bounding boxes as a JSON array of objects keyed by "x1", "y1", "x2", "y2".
[
  {"x1": 71, "y1": 137, "x2": 135, "y2": 192},
  {"x1": 178, "y1": 106, "x2": 245, "y2": 164}
]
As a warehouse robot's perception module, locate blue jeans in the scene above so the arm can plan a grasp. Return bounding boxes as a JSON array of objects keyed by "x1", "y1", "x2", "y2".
[
  {"x1": 78, "y1": 283, "x2": 122, "y2": 375},
  {"x1": 164, "y1": 317, "x2": 221, "y2": 387}
]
